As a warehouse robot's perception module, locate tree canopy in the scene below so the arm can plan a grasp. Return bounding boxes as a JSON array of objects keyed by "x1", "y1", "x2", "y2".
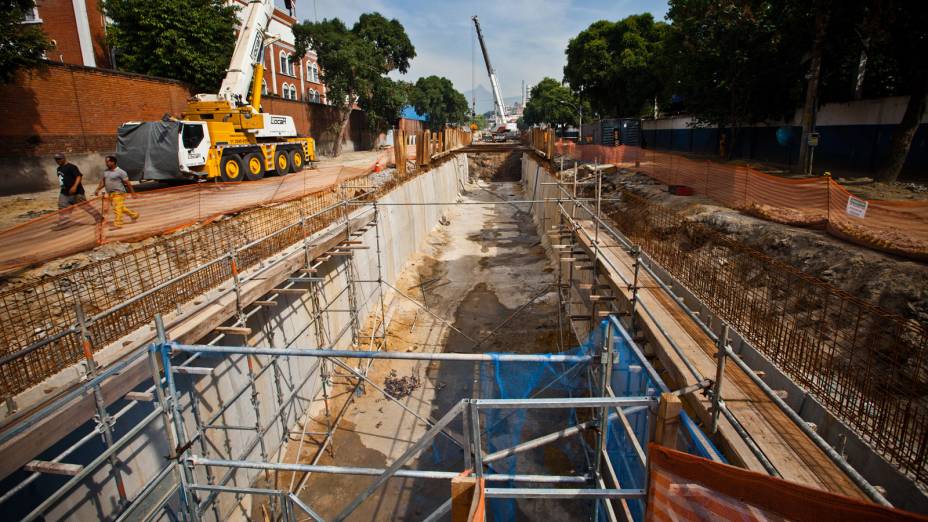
[
  {"x1": 658, "y1": 0, "x2": 809, "y2": 130},
  {"x1": 563, "y1": 14, "x2": 667, "y2": 118},
  {"x1": 102, "y1": 0, "x2": 239, "y2": 92},
  {"x1": 560, "y1": 2, "x2": 926, "y2": 179},
  {"x1": 0, "y1": 0, "x2": 53, "y2": 83},
  {"x1": 410, "y1": 76, "x2": 468, "y2": 128},
  {"x1": 522, "y1": 78, "x2": 588, "y2": 128},
  {"x1": 293, "y1": 12, "x2": 415, "y2": 155}
]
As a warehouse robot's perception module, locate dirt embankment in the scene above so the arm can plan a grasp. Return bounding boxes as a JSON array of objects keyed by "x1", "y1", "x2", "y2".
[{"x1": 600, "y1": 170, "x2": 928, "y2": 325}]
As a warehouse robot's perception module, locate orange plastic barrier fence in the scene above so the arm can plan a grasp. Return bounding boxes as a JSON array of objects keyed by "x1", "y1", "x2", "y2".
[
  {"x1": 646, "y1": 444, "x2": 927, "y2": 522},
  {"x1": 554, "y1": 142, "x2": 928, "y2": 260},
  {"x1": 0, "y1": 150, "x2": 395, "y2": 272}
]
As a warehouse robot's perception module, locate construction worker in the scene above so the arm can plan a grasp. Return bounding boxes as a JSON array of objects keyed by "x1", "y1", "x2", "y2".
[
  {"x1": 94, "y1": 155, "x2": 140, "y2": 228},
  {"x1": 53, "y1": 153, "x2": 102, "y2": 229}
]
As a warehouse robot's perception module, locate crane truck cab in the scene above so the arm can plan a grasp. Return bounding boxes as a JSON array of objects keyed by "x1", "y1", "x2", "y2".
[{"x1": 115, "y1": 0, "x2": 315, "y2": 183}]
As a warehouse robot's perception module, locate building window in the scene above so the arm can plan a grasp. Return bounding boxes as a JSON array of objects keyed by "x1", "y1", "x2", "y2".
[
  {"x1": 279, "y1": 51, "x2": 289, "y2": 76},
  {"x1": 307, "y1": 88, "x2": 320, "y2": 103},
  {"x1": 22, "y1": 7, "x2": 41, "y2": 23},
  {"x1": 308, "y1": 62, "x2": 319, "y2": 83},
  {"x1": 282, "y1": 83, "x2": 298, "y2": 100},
  {"x1": 261, "y1": 80, "x2": 268, "y2": 95}
]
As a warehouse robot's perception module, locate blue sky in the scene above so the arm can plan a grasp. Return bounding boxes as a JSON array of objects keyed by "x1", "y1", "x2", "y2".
[{"x1": 290, "y1": 1, "x2": 669, "y2": 106}]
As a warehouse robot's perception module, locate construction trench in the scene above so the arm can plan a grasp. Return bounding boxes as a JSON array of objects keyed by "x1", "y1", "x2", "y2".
[{"x1": 1, "y1": 144, "x2": 927, "y2": 521}]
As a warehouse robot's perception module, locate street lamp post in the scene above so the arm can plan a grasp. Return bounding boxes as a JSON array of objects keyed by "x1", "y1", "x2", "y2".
[{"x1": 558, "y1": 100, "x2": 583, "y2": 143}]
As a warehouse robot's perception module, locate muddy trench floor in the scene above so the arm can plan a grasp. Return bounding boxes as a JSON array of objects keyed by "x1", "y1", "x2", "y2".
[{"x1": 253, "y1": 180, "x2": 590, "y2": 521}]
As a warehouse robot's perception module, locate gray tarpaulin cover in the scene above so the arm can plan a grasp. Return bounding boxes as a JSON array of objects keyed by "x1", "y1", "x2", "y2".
[{"x1": 116, "y1": 121, "x2": 181, "y2": 181}]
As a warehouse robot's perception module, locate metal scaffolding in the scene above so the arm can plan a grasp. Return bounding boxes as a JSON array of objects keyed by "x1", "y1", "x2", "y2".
[{"x1": 0, "y1": 148, "x2": 891, "y2": 522}]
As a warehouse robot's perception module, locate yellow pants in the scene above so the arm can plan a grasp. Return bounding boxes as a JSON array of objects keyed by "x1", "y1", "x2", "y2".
[{"x1": 110, "y1": 192, "x2": 139, "y2": 226}]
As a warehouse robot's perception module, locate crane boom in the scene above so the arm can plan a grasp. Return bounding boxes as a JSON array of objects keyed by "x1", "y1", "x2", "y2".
[
  {"x1": 471, "y1": 15, "x2": 508, "y2": 122},
  {"x1": 201, "y1": 0, "x2": 277, "y2": 105}
]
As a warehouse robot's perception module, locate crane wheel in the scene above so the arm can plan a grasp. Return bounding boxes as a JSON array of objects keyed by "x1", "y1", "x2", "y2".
[
  {"x1": 273, "y1": 149, "x2": 290, "y2": 176},
  {"x1": 243, "y1": 153, "x2": 265, "y2": 181},
  {"x1": 289, "y1": 149, "x2": 305, "y2": 173},
  {"x1": 220, "y1": 154, "x2": 245, "y2": 182}
]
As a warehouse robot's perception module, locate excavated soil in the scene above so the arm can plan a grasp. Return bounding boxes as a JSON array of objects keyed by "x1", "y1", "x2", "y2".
[{"x1": 596, "y1": 169, "x2": 928, "y2": 326}]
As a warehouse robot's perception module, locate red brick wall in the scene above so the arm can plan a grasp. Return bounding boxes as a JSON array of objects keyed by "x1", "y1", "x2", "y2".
[
  {"x1": 0, "y1": 62, "x2": 191, "y2": 156},
  {"x1": 261, "y1": 96, "x2": 374, "y2": 153},
  {"x1": 0, "y1": 62, "x2": 378, "y2": 158}
]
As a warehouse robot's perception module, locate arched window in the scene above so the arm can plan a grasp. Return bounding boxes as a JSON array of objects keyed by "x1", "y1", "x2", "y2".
[
  {"x1": 279, "y1": 51, "x2": 288, "y2": 76},
  {"x1": 290, "y1": 83, "x2": 298, "y2": 100},
  {"x1": 261, "y1": 80, "x2": 268, "y2": 95},
  {"x1": 307, "y1": 88, "x2": 318, "y2": 103},
  {"x1": 283, "y1": 84, "x2": 291, "y2": 99},
  {"x1": 308, "y1": 62, "x2": 319, "y2": 83}
]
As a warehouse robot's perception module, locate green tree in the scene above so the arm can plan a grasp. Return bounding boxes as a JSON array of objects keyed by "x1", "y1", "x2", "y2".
[
  {"x1": 660, "y1": 0, "x2": 809, "y2": 156},
  {"x1": 563, "y1": 14, "x2": 667, "y2": 117},
  {"x1": 0, "y1": 0, "x2": 53, "y2": 83},
  {"x1": 522, "y1": 77, "x2": 588, "y2": 128},
  {"x1": 294, "y1": 13, "x2": 415, "y2": 155},
  {"x1": 363, "y1": 77, "x2": 411, "y2": 133},
  {"x1": 410, "y1": 76, "x2": 468, "y2": 128},
  {"x1": 102, "y1": 0, "x2": 239, "y2": 93}
]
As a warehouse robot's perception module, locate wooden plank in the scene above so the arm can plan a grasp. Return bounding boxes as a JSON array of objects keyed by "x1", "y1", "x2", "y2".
[
  {"x1": 24, "y1": 460, "x2": 83, "y2": 476},
  {"x1": 173, "y1": 367, "x2": 213, "y2": 376},
  {"x1": 566, "y1": 216, "x2": 867, "y2": 500},
  {"x1": 451, "y1": 476, "x2": 477, "y2": 522},
  {"x1": 252, "y1": 300, "x2": 277, "y2": 307},
  {"x1": 272, "y1": 288, "x2": 309, "y2": 294},
  {"x1": 654, "y1": 393, "x2": 683, "y2": 448},
  {"x1": 125, "y1": 391, "x2": 154, "y2": 402},
  {"x1": 214, "y1": 326, "x2": 252, "y2": 336}
]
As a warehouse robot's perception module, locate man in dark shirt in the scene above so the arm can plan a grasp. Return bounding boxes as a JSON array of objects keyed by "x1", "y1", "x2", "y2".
[{"x1": 53, "y1": 153, "x2": 101, "y2": 229}]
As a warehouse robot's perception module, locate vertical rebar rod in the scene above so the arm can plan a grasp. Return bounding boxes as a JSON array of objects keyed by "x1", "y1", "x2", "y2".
[
  {"x1": 373, "y1": 201, "x2": 388, "y2": 350},
  {"x1": 711, "y1": 324, "x2": 730, "y2": 434},
  {"x1": 229, "y1": 252, "x2": 244, "y2": 324},
  {"x1": 629, "y1": 246, "x2": 641, "y2": 334}
]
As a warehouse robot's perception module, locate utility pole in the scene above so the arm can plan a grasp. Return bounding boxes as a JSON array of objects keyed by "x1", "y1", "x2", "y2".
[{"x1": 798, "y1": 3, "x2": 830, "y2": 173}]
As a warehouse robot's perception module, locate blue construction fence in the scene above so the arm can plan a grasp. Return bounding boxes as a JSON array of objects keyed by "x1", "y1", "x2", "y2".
[{"x1": 640, "y1": 123, "x2": 928, "y2": 177}]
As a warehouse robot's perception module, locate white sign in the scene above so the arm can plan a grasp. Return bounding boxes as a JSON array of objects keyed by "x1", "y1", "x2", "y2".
[{"x1": 846, "y1": 196, "x2": 868, "y2": 218}]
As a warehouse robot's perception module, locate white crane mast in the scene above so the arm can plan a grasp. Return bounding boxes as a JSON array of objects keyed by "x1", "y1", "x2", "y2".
[
  {"x1": 471, "y1": 16, "x2": 508, "y2": 124},
  {"x1": 198, "y1": 0, "x2": 277, "y2": 105}
]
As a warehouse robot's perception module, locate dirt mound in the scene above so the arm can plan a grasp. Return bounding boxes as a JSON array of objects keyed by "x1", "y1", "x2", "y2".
[{"x1": 604, "y1": 170, "x2": 928, "y2": 325}]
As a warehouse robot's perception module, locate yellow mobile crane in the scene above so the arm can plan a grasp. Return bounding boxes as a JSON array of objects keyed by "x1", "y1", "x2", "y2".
[{"x1": 117, "y1": 0, "x2": 315, "y2": 182}]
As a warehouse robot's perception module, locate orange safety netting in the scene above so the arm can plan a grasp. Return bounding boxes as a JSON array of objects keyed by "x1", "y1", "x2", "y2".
[
  {"x1": 0, "y1": 149, "x2": 395, "y2": 272},
  {"x1": 646, "y1": 444, "x2": 927, "y2": 522},
  {"x1": 555, "y1": 142, "x2": 928, "y2": 260}
]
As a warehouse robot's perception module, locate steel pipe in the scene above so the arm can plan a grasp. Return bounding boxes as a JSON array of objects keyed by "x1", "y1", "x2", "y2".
[
  {"x1": 167, "y1": 343, "x2": 594, "y2": 363},
  {"x1": 189, "y1": 457, "x2": 588, "y2": 483}
]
